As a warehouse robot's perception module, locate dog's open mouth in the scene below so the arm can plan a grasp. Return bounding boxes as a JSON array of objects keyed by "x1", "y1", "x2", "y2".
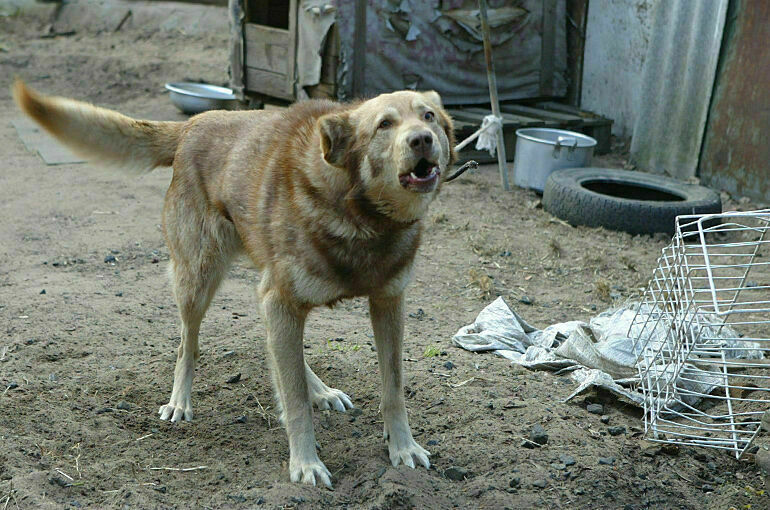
[{"x1": 399, "y1": 158, "x2": 440, "y2": 193}]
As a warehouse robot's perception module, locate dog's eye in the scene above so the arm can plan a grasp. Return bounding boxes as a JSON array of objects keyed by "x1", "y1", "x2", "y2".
[
  {"x1": 378, "y1": 119, "x2": 392, "y2": 129},
  {"x1": 423, "y1": 111, "x2": 435, "y2": 122}
]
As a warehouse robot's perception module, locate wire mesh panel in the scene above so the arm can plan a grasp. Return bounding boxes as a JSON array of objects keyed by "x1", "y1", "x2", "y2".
[{"x1": 631, "y1": 210, "x2": 770, "y2": 458}]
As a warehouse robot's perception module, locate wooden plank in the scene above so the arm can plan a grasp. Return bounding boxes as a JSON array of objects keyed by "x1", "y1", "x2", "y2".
[
  {"x1": 228, "y1": 0, "x2": 245, "y2": 99},
  {"x1": 245, "y1": 67, "x2": 293, "y2": 101},
  {"x1": 463, "y1": 107, "x2": 546, "y2": 126},
  {"x1": 539, "y1": 0, "x2": 557, "y2": 96},
  {"x1": 500, "y1": 104, "x2": 582, "y2": 125},
  {"x1": 244, "y1": 23, "x2": 289, "y2": 75},
  {"x1": 286, "y1": 0, "x2": 297, "y2": 98},
  {"x1": 566, "y1": 0, "x2": 589, "y2": 106}
]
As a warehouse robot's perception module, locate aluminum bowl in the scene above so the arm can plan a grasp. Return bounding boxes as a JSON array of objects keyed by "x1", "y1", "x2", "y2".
[{"x1": 165, "y1": 82, "x2": 238, "y2": 114}]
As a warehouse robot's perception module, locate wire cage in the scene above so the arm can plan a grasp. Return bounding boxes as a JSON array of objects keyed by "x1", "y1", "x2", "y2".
[{"x1": 631, "y1": 209, "x2": 770, "y2": 458}]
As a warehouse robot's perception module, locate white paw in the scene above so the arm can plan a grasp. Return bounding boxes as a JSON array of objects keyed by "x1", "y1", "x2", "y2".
[
  {"x1": 385, "y1": 428, "x2": 431, "y2": 469},
  {"x1": 158, "y1": 397, "x2": 193, "y2": 422},
  {"x1": 290, "y1": 457, "x2": 332, "y2": 488},
  {"x1": 310, "y1": 387, "x2": 353, "y2": 412}
]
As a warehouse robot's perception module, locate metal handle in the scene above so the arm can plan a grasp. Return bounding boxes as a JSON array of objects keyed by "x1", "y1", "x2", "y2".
[{"x1": 552, "y1": 136, "x2": 578, "y2": 160}]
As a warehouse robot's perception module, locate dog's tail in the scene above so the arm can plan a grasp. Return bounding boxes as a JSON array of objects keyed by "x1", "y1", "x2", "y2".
[{"x1": 13, "y1": 79, "x2": 183, "y2": 173}]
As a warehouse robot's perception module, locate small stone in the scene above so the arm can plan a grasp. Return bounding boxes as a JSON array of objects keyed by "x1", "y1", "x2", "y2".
[
  {"x1": 598, "y1": 457, "x2": 615, "y2": 466},
  {"x1": 509, "y1": 476, "x2": 521, "y2": 488},
  {"x1": 40, "y1": 289, "x2": 46, "y2": 295},
  {"x1": 590, "y1": 304, "x2": 597, "y2": 311},
  {"x1": 25, "y1": 339, "x2": 36, "y2": 345},
  {"x1": 706, "y1": 461, "x2": 717, "y2": 471},
  {"x1": 115, "y1": 291, "x2": 123, "y2": 297},
  {"x1": 608, "y1": 426, "x2": 626, "y2": 436},
  {"x1": 221, "y1": 350, "x2": 236, "y2": 358},
  {"x1": 443, "y1": 361, "x2": 455, "y2": 370},
  {"x1": 226, "y1": 373, "x2": 242, "y2": 384},
  {"x1": 427, "y1": 440, "x2": 439, "y2": 446},
  {"x1": 550, "y1": 463, "x2": 566, "y2": 471},
  {"x1": 49, "y1": 373, "x2": 57, "y2": 382},
  {"x1": 519, "y1": 296, "x2": 533, "y2": 305},
  {"x1": 234, "y1": 415, "x2": 247, "y2": 423},
  {"x1": 559, "y1": 454, "x2": 576, "y2": 466},
  {"x1": 586, "y1": 403, "x2": 604, "y2": 415},
  {"x1": 291, "y1": 496, "x2": 305, "y2": 504},
  {"x1": 50, "y1": 476, "x2": 71, "y2": 487},
  {"x1": 702, "y1": 484, "x2": 714, "y2": 492},
  {"x1": 70, "y1": 500, "x2": 82, "y2": 507},
  {"x1": 349, "y1": 407, "x2": 363, "y2": 417},
  {"x1": 520, "y1": 439, "x2": 538, "y2": 449},
  {"x1": 600, "y1": 415, "x2": 610, "y2": 424},
  {"x1": 116, "y1": 400, "x2": 131, "y2": 410},
  {"x1": 530, "y1": 424, "x2": 548, "y2": 445},
  {"x1": 574, "y1": 487, "x2": 585, "y2": 495},
  {"x1": 532, "y1": 479, "x2": 547, "y2": 489},
  {"x1": 104, "y1": 254, "x2": 117, "y2": 263},
  {"x1": 713, "y1": 476, "x2": 725, "y2": 484},
  {"x1": 153, "y1": 486, "x2": 167, "y2": 494},
  {"x1": 351, "y1": 429, "x2": 362, "y2": 438},
  {"x1": 444, "y1": 466, "x2": 470, "y2": 481},
  {"x1": 256, "y1": 497, "x2": 265, "y2": 505},
  {"x1": 755, "y1": 445, "x2": 770, "y2": 473},
  {"x1": 227, "y1": 495, "x2": 247, "y2": 503},
  {"x1": 95, "y1": 407, "x2": 112, "y2": 414}
]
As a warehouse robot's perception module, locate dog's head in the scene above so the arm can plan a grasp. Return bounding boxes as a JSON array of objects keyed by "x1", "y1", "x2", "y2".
[{"x1": 318, "y1": 90, "x2": 456, "y2": 223}]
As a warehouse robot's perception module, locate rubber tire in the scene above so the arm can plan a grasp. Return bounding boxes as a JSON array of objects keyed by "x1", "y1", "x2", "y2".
[{"x1": 542, "y1": 167, "x2": 722, "y2": 235}]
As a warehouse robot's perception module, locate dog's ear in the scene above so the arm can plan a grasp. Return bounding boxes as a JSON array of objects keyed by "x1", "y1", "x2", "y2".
[
  {"x1": 318, "y1": 112, "x2": 353, "y2": 168},
  {"x1": 421, "y1": 90, "x2": 443, "y2": 108},
  {"x1": 422, "y1": 91, "x2": 457, "y2": 166}
]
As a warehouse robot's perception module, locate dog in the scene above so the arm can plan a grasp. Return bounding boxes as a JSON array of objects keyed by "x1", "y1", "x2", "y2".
[{"x1": 13, "y1": 80, "x2": 455, "y2": 487}]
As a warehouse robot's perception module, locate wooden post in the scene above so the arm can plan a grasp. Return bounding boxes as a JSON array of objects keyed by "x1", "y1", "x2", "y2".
[{"x1": 478, "y1": 0, "x2": 509, "y2": 191}]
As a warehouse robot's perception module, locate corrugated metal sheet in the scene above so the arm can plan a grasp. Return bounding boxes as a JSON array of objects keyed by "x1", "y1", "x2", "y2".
[
  {"x1": 629, "y1": 0, "x2": 727, "y2": 179},
  {"x1": 581, "y1": 0, "x2": 655, "y2": 138},
  {"x1": 699, "y1": 0, "x2": 770, "y2": 202}
]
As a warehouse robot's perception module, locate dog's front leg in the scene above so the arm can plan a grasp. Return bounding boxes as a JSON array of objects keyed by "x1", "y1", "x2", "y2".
[
  {"x1": 262, "y1": 288, "x2": 331, "y2": 487},
  {"x1": 369, "y1": 293, "x2": 430, "y2": 469}
]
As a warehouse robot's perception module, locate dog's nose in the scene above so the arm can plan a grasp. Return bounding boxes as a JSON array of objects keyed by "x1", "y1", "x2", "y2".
[{"x1": 407, "y1": 130, "x2": 433, "y2": 155}]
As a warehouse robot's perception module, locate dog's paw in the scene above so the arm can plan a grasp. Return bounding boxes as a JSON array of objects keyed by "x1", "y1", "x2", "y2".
[
  {"x1": 385, "y1": 429, "x2": 430, "y2": 469},
  {"x1": 310, "y1": 387, "x2": 353, "y2": 413},
  {"x1": 158, "y1": 398, "x2": 193, "y2": 422},
  {"x1": 290, "y1": 457, "x2": 332, "y2": 488}
]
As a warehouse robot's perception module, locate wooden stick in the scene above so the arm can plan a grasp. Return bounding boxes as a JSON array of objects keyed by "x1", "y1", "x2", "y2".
[{"x1": 478, "y1": 0, "x2": 509, "y2": 190}]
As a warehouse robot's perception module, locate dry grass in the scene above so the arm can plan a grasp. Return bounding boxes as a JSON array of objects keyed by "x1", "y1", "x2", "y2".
[{"x1": 595, "y1": 279, "x2": 611, "y2": 302}]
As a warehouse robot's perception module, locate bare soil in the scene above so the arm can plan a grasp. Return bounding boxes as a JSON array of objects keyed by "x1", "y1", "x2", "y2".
[{"x1": 1, "y1": 10, "x2": 768, "y2": 510}]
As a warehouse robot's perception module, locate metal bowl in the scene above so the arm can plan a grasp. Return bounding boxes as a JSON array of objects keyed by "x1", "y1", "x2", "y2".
[{"x1": 165, "y1": 82, "x2": 238, "y2": 114}]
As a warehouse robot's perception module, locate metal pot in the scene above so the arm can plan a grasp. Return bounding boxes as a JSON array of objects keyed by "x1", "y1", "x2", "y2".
[{"x1": 513, "y1": 128, "x2": 597, "y2": 192}]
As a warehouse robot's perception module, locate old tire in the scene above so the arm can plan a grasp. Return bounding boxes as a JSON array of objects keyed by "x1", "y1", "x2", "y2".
[{"x1": 542, "y1": 168, "x2": 722, "y2": 235}]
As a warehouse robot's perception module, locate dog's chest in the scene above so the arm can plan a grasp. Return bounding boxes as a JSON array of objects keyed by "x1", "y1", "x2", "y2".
[{"x1": 289, "y1": 226, "x2": 420, "y2": 304}]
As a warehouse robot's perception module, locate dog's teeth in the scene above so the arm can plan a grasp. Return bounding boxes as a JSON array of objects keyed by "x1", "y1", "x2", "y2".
[{"x1": 410, "y1": 172, "x2": 418, "y2": 179}]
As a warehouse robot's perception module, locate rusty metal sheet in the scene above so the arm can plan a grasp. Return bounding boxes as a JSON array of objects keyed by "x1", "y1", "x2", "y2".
[{"x1": 699, "y1": 0, "x2": 770, "y2": 202}]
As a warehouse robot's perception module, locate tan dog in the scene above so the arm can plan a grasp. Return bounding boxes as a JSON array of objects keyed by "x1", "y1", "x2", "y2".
[{"x1": 14, "y1": 80, "x2": 455, "y2": 487}]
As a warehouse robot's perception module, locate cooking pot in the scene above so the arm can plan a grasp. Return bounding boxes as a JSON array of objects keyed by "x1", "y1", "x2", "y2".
[{"x1": 513, "y1": 128, "x2": 597, "y2": 192}]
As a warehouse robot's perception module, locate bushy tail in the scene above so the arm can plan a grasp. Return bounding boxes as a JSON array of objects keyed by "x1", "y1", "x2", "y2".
[{"x1": 13, "y1": 79, "x2": 183, "y2": 173}]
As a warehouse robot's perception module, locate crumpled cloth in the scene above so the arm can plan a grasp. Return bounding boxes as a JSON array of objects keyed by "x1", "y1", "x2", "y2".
[
  {"x1": 475, "y1": 115, "x2": 503, "y2": 157},
  {"x1": 452, "y1": 297, "x2": 763, "y2": 407}
]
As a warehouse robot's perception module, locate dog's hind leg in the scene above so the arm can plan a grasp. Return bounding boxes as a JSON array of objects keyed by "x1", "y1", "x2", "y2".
[
  {"x1": 369, "y1": 293, "x2": 430, "y2": 469},
  {"x1": 305, "y1": 362, "x2": 354, "y2": 412},
  {"x1": 158, "y1": 186, "x2": 239, "y2": 422}
]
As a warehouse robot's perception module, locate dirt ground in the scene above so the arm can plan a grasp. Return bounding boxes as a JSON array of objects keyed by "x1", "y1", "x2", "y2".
[{"x1": 1, "y1": 8, "x2": 769, "y2": 510}]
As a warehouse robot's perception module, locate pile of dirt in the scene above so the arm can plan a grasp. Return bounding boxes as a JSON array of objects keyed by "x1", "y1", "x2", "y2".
[{"x1": 1, "y1": 8, "x2": 768, "y2": 509}]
